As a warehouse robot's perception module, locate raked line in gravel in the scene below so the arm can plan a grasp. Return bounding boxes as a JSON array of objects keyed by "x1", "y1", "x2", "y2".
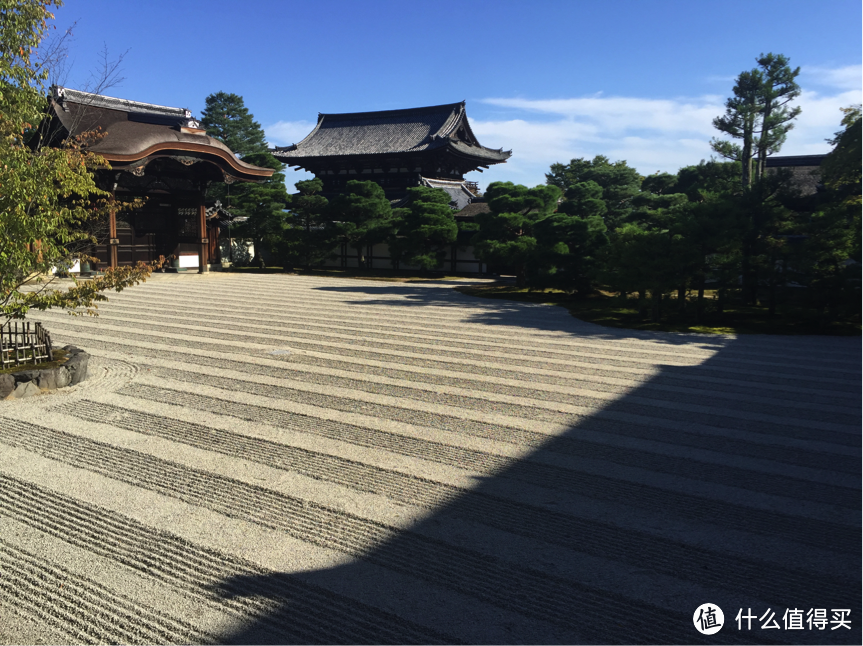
[{"x1": 1, "y1": 272, "x2": 859, "y2": 645}]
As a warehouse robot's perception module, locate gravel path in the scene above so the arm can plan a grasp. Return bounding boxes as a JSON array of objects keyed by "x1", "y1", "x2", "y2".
[{"x1": 1, "y1": 273, "x2": 859, "y2": 644}]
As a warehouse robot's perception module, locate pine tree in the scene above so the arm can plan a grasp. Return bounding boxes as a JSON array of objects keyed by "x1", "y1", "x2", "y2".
[
  {"x1": 754, "y1": 53, "x2": 802, "y2": 181},
  {"x1": 546, "y1": 156, "x2": 641, "y2": 229},
  {"x1": 711, "y1": 70, "x2": 762, "y2": 189},
  {"x1": 200, "y1": 92, "x2": 269, "y2": 156},
  {"x1": 199, "y1": 92, "x2": 289, "y2": 265},
  {"x1": 471, "y1": 182, "x2": 560, "y2": 287},
  {"x1": 328, "y1": 180, "x2": 394, "y2": 269},
  {"x1": 711, "y1": 53, "x2": 801, "y2": 189},
  {"x1": 389, "y1": 187, "x2": 457, "y2": 271},
  {"x1": 281, "y1": 178, "x2": 334, "y2": 270}
]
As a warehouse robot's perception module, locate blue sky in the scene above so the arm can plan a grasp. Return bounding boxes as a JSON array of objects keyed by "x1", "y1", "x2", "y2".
[{"x1": 49, "y1": 0, "x2": 861, "y2": 190}]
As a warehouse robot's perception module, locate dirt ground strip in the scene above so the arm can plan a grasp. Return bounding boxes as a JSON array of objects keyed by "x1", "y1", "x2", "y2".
[{"x1": 1, "y1": 273, "x2": 860, "y2": 644}]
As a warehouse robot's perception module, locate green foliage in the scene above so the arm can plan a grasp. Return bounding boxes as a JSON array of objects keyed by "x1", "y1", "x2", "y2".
[
  {"x1": 200, "y1": 92, "x2": 290, "y2": 265},
  {"x1": 328, "y1": 180, "x2": 394, "y2": 268},
  {"x1": 799, "y1": 205, "x2": 860, "y2": 319},
  {"x1": 471, "y1": 181, "x2": 560, "y2": 286},
  {"x1": 546, "y1": 155, "x2": 642, "y2": 228},
  {"x1": 675, "y1": 160, "x2": 741, "y2": 200},
  {"x1": 640, "y1": 172, "x2": 678, "y2": 195},
  {"x1": 825, "y1": 107, "x2": 861, "y2": 266},
  {"x1": 230, "y1": 151, "x2": 290, "y2": 265},
  {"x1": 711, "y1": 53, "x2": 801, "y2": 188},
  {"x1": 509, "y1": 59, "x2": 853, "y2": 332},
  {"x1": 711, "y1": 69, "x2": 763, "y2": 188},
  {"x1": 532, "y1": 207, "x2": 608, "y2": 294},
  {"x1": 389, "y1": 187, "x2": 457, "y2": 271},
  {"x1": 200, "y1": 91, "x2": 269, "y2": 157},
  {"x1": 753, "y1": 53, "x2": 802, "y2": 175},
  {"x1": 557, "y1": 180, "x2": 606, "y2": 219},
  {"x1": 821, "y1": 105, "x2": 861, "y2": 202},
  {"x1": 278, "y1": 178, "x2": 334, "y2": 269},
  {"x1": 601, "y1": 200, "x2": 702, "y2": 321},
  {"x1": 629, "y1": 191, "x2": 688, "y2": 224},
  {"x1": 1, "y1": 0, "x2": 51, "y2": 122},
  {"x1": 1, "y1": 0, "x2": 157, "y2": 324},
  {"x1": 601, "y1": 223, "x2": 665, "y2": 295},
  {"x1": 709, "y1": 54, "x2": 802, "y2": 304},
  {"x1": 775, "y1": 107, "x2": 862, "y2": 322}
]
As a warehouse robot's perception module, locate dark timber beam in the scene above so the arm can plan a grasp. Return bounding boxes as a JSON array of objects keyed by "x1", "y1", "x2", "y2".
[{"x1": 197, "y1": 198, "x2": 208, "y2": 273}]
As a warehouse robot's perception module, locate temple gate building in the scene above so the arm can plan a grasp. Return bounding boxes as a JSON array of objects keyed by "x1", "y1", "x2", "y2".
[
  {"x1": 271, "y1": 102, "x2": 510, "y2": 208},
  {"x1": 40, "y1": 86, "x2": 274, "y2": 272}
]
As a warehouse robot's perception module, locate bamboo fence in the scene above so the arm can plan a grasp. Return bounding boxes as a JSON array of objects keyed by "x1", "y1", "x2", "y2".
[{"x1": 0, "y1": 321, "x2": 54, "y2": 369}]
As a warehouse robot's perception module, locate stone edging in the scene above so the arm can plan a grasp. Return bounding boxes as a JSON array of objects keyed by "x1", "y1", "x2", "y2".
[{"x1": 1, "y1": 346, "x2": 89, "y2": 400}]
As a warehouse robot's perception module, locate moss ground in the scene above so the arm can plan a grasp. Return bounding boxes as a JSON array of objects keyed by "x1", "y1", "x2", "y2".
[
  {"x1": 227, "y1": 266, "x2": 471, "y2": 283},
  {"x1": 454, "y1": 284, "x2": 861, "y2": 336},
  {"x1": 0, "y1": 347, "x2": 69, "y2": 375}
]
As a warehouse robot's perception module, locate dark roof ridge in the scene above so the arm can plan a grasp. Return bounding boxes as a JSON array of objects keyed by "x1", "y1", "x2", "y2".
[
  {"x1": 765, "y1": 154, "x2": 828, "y2": 167},
  {"x1": 317, "y1": 101, "x2": 465, "y2": 121}
]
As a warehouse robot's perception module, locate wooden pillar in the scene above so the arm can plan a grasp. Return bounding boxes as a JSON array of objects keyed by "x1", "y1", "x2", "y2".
[
  {"x1": 198, "y1": 200, "x2": 209, "y2": 273},
  {"x1": 209, "y1": 224, "x2": 220, "y2": 263},
  {"x1": 108, "y1": 209, "x2": 118, "y2": 269}
]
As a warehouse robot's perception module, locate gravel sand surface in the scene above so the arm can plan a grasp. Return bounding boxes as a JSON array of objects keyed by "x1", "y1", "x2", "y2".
[{"x1": 1, "y1": 273, "x2": 859, "y2": 644}]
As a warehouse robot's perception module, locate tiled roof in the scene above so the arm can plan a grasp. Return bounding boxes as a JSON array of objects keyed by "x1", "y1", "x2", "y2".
[
  {"x1": 765, "y1": 154, "x2": 827, "y2": 167},
  {"x1": 52, "y1": 86, "x2": 189, "y2": 119},
  {"x1": 763, "y1": 155, "x2": 826, "y2": 196},
  {"x1": 455, "y1": 201, "x2": 491, "y2": 218},
  {"x1": 421, "y1": 177, "x2": 476, "y2": 210},
  {"x1": 46, "y1": 86, "x2": 273, "y2": 179},
  {"x1": 272, "y1": 102, "x2": 510, "y2": 164}
]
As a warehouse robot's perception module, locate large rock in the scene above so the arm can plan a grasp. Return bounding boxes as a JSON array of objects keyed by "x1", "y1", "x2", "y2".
[
  {"x1": 36, "y1": 369, "x2": 57, "y2": 390},
  {"x1": 63, "y1": 345, "x2": 89, "y2": 385},
  {"x1": 0, "y1": 374, "x2": 15, "y2": 399},
  {"x1": 0, "y1": 345, "x2": 89, "y2": 399},
  {"x1": 54, "y1": 366, "x2": 71, "y2": 388},
  {"x1": 12, "y1": 381, "x2": 40, "y2": 398}
]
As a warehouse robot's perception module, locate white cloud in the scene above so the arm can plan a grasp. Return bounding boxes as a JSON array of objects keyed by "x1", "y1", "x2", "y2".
[
  {"x1": 470, "y1": 69, "x2": 859, "y2": 189},
  {"x1": 264, "y1": 119, "x2": 317, "y2": 147},
  {"x1": 481, "y1": 95, "x2": 724, "y2": 137},
  {"x1": 801, "y1": 64, "x2": 863, "y2": 91}
]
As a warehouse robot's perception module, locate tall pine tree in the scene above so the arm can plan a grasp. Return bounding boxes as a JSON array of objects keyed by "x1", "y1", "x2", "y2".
[
  {"x1": 200, "y1": 92, "x2": 269, "y2": 156},
  {"x1": 200, "y1": 92, "x2": 289, "y2": 265},
  {"x1": 710, "y1": 53, "x2": 801, "y2": 189}
]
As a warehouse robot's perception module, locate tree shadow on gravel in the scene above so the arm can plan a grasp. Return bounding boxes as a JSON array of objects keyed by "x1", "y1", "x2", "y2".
[
  {"x1": 312, "y1": 282, "x2": 724, "y2": 344},
  {"x1": 215, "y1": 332, "x2": 862, "y2": 644},
  {"x1": 311, "y1": 283, "x2": 861, "y2": 360}
]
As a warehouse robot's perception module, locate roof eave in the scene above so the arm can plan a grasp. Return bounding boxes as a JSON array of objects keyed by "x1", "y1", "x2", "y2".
[{"x1": 99, "y1": 142, "x2": 275, "y2": 180}]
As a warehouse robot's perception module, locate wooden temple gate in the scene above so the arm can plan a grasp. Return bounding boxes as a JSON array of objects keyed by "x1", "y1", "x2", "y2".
[
  {"x1": 101, "y1": 199, "x2": 220, "y2": 272},
  {"x1": 44, "y1": 86, "x2": 273, "y2": 272}
]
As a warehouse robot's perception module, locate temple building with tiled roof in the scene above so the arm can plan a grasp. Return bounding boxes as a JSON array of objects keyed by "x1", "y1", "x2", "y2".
[
  {"x1": 271, "y1": 102, "x2": 510, "y2": 205},
  {"x1": 40, "y1": 87, "x2": 273, "y2": 271},
  {"x1": 765, "y1": 154, "x2": 827, "y2": 196}
]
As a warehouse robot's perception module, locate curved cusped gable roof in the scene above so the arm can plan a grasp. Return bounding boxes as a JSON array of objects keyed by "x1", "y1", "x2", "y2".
[
  {"x1": 273, "y1": 102, "x2": 510, "y2": 165},
  {"x1": 48, "y1": 87, "x2": 273, "y2": 182}
]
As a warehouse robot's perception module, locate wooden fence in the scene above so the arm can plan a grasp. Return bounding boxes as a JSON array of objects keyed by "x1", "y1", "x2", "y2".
[{"x1": 0, "y1": 321, "x2": 54, "y2": 369}]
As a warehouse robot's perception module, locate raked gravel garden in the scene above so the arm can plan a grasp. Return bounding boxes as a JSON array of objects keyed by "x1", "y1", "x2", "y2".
[{"x1": 0, "y1": 272, "x2": 859, "y2": 644}]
